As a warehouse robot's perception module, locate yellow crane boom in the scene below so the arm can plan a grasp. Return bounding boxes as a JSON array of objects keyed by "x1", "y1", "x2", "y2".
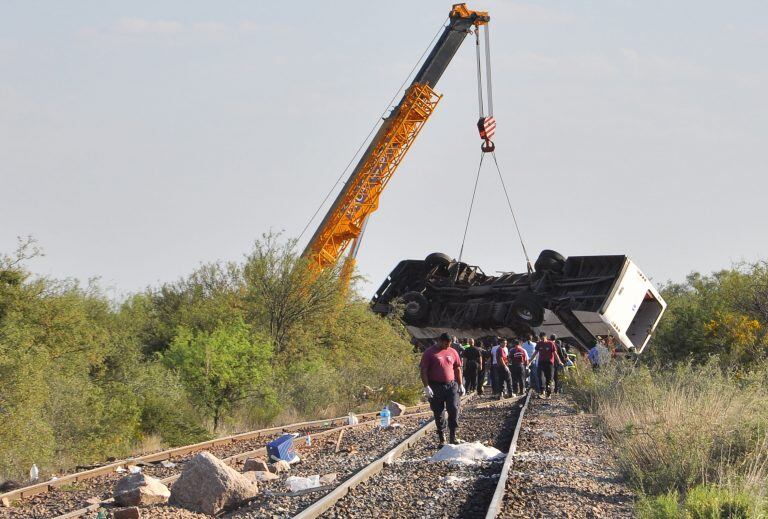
[{"x1": 302, "y1": 4, "x2": 490, "y2": 280}]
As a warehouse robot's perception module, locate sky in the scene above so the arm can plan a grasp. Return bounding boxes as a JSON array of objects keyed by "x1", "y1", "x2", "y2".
[{"x1": 1, "y1": 0, "x2": 766, "y2": 299}]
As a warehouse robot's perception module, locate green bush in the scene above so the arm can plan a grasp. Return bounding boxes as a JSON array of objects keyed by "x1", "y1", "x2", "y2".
[
  {"x1": 636, "y1": 491, "x2": 682, "y2": 519},
  {"x1": 0, "y1": 236, "x2": 420, "y2": 480},
  {"x1": 637, "y1": 485, "x2": 762, "y2": 519}
]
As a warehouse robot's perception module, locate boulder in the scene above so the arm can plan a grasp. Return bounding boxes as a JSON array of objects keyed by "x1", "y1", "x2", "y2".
[
  {"x1": 243, "y1": 471, "x2": 279, "y2": 482},
  {"x1": 272, "y1": 460, "x2": 291, "y2": 474},
  {"x1": 114, "y1": 473, "x2": 170, "y2": 507},
  {"x1": 113, "y1": 507, "x2": 141, "y2": 519},
  {"x1": 243, "y1": 458, "x2": 271, "y2": 473},
  {"x1": 387, "y1": 401, "x2": 407, "y2": 417},
  {"x1": 170, "y1": 451, "x2": 258, "y2": 515}
]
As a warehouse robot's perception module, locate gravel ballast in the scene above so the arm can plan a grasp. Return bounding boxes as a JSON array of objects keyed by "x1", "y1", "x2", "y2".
[
  {"x1": 321, "y1": 394, "x2": 524, "y2": 519},
  {"x1": 499, "y1": 393, "x2": 634, "y2": 518}
]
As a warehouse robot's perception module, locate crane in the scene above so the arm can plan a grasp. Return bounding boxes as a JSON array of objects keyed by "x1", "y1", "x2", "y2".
[{"x1": 301, "y1": 4, "x2": 493, "y2": 284}]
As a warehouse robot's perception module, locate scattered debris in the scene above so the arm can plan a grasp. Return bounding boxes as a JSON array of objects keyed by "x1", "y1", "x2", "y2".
[
  {"x1": 285, "y1": 475, "x2": 320, "y2": 492},
  {"x1": 244, "y1": 470, "x2": 279, "y2": 483},
  {"x1": 243, "y1": 458, "x2": 271, "y2": 473},
  {"x1": 347, "y1": 412, "x2": 359, "y2": 425},
  {"x1": 335, "y1": 429, "x2": 345, "y2": 453},
  {"x1": 272, "y1": 460, "x2": 291, "y2": 474},
  {"x1": 160, "y1": 460, "x2": 177, "y2": 469},
  {"x1": 387, "y1": 401, "x2": 407, "y2": 416},
  {"x1": 113, "y1": 473, "x2": 170, "y2": 507},
  {"x1": 169, "y1": 451, "x2": 258, "y2": 515},
  {"x1": 429, "y1": 442, "x2": 504, "y2": 465},
  {"x1": 442, "y1": 475, "x2": 468, "y2": 484},
  {"x1": 319, "y1": 473, "x2": 337, "y2": 485},
  {"x1": 267, "y1": 434, "x2": 296, "y2": 463}
]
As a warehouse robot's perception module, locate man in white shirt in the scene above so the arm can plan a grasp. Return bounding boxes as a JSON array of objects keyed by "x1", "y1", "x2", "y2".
[{"x1": 521, "y1": 333, "x2": 539, "y2": 391}]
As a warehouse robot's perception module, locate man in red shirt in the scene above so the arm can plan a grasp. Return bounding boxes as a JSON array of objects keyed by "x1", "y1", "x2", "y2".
[
  {"x1": 509, "y1": 338, "x2": 529, "y2": 396},
  {"x1": 529, "y1": 332, "x2": 564, "y2": 398},
  {"x1": 420, "y1": 332, "x2": 465, "y2": 445}
]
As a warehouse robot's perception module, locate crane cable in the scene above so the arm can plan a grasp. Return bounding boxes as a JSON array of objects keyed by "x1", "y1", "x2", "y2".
[
  {"x1": 459, "y1": 23, "x2": 533, "y2": 274},
  {"x1": 296, "y1": 17, "x2": 449, "y2": 245},
  {"x1": 491, "y1": 151, "x2": 534, "y2": 274},
  {"x1": 457, "y1": 151, "x2": 485, "y2": 265}
]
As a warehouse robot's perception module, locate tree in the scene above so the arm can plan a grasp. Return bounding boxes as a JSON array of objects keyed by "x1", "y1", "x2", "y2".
[
  {"x1": 163, "y1": 319, "x2": 272, "y2": 430},
  {"x1": 243, "y1": 232, "x2": 342, "y2": 353}
]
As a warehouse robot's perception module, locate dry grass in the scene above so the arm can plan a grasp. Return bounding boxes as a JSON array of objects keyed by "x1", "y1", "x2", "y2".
[
  {"x1": 567, "y1": 360, "x2": 768, "y2": 505},
  {"x1": 131, "y1": 434, "x2": 167, "y2": 456}
]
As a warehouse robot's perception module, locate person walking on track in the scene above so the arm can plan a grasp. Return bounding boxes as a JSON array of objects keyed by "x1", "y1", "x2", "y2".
[
  {"x1": 492, "y1": 339, "x2": 514, "y2": 399},
  {"x1": 521, "y1": 333, "x2": 539, "y2": 392},
  {"x1": 479, "y1": 340, "x2": 492, "y2": 395},
  {"x1": 462, "y1": 338, "x2": 482, "y2": 393},
  {"x1": 509, "y1": 338, "x2": 529, "y2": 396},
  {"x1": 420, "y1": 332, "x2": 465, "y2": 445},
  {"x1": 529, "y1": 332, "x2": 564, "y2": 398},
  {"x1": 553, "y1": 339, "x2": 569, "y2": 393}
]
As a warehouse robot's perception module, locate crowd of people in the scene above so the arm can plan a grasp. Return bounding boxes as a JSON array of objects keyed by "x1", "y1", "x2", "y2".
[{"x1": 418, "y1": 331, "x2": 615, "y2": 446}]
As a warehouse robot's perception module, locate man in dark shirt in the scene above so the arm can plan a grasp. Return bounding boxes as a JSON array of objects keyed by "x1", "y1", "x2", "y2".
[
  {"x1": 509, "y1": 338, "x2": 529, "y2": 396},
  {"x1": 420, "y1": 332, "x2": 465, "y2": 445},
  {"x1": 462, "y1": 338, "x2": 482, "y2": 393},
  {"x1": 529, "y1": 332, "x2": 564, "y2": 398}
]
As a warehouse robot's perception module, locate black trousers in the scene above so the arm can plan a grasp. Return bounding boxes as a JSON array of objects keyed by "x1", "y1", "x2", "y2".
[
  {"x1": 477, "y1": 365, "x2": 486, "y2": 394},
  {"x1": 510, "y1": 363, "x2": 526, "y2": 395},
  {"x1": 493, "y1": 365, "x2": 513, "y2": 395},
  {"x1": 428, "y1": 381, "x2": 460, "y2": 433},
  {"x1": 538, "y1": 362, "x2": 555, "y2": 395},
  {"x1": 464, "y1": 361, "x2": 479, "y2": 392}
]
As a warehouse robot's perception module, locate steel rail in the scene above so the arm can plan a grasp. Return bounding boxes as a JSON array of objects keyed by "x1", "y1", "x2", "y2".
[
  {"x1": 51, "y1": 409, "x2": 441, "y2": 519},
  {"x1": 484, "y1": 390, "x2": 533, "y2": 519},
  {"x1": 292, "y1": 393, "x2": 518, "y2": 519},
  {"x1": 1, "y1": 403, "x2": 431, "y2": 505}
]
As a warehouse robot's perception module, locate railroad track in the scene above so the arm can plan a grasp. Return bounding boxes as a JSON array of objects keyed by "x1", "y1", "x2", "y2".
[
  {"x1": 2, "y1": 392, "x2": 531, "y2": 518},
  {"x1": 0, "y1": 402, "x2": 434, "y2": 519},
  {"x1": 297, "y1": 392, "x2": 532, "y2": 519}
]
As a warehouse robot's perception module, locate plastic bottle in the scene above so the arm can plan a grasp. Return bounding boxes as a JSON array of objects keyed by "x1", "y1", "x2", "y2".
[
  {"x1": 380, "y1": 406, "x2": 391, "y2": 428},
  {"x1": 305, "y1": 434, "x2": 312, "y2": 446},
  {"x1": 29, "y1": 464, "x2": 38, "y2": 481}
]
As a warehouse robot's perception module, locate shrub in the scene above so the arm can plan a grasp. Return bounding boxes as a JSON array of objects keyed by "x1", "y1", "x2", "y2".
[{"x1": 567, "y1": 360, "x2": 768, "y2": 496}]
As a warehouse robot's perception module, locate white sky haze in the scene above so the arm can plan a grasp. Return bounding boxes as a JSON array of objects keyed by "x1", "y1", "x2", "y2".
[{"x1": 1, "y1": 1, "x2": 766, "y2": 296}]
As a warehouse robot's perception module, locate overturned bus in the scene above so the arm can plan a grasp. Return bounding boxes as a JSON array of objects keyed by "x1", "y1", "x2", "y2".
[{"x1": 371, "y1": 250, "x2": 666, "y2": 353}]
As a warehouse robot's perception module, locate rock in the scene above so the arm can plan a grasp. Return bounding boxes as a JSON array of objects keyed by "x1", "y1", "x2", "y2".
[
  {"x1": 243, "y1": 458, "x2": 271, "y2": 473},
  {"x1": 244, "y1": 471, "x2": 279, "y2": 482},
  {"x1": 113, "y1": 507, "x2": 141, "y2": 519},
  {"x1": 387, "y1": 401, "x2": 406, "y2": 416},
  {"x1": 272, "y1": 460, "x2": 291, "y2": 474},
  {"x1": 170, "y1": 451, "x2": 258, "y2": 515},
  {"x1": 114, "y1": 473, "x2": 170, "y2": 506},
  {"x1": 319, "y1": 473, "x2": 337, "y2": 485}
]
